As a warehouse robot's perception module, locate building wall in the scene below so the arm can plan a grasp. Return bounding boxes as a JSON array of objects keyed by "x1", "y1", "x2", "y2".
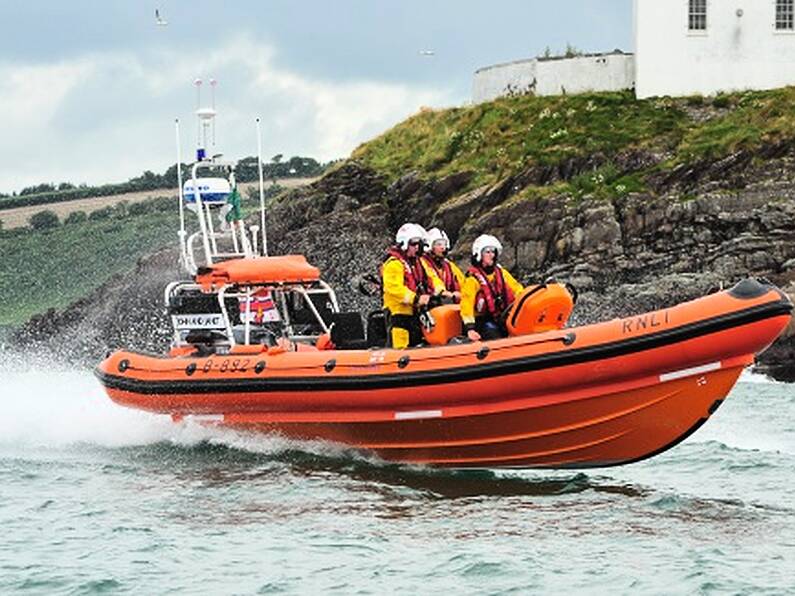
[
  {"x1": 535, "y1": 54, "x2": 636, "y2": 96},
  {"x1": 635, "y1": 0, "x2": 795, "y2": 98},
  {"x1": 473, "y1": 59, "x2": 537, "y2": 104},
  {"x1": 472, "y1": 53, "x2": 635, "y2": 103}
]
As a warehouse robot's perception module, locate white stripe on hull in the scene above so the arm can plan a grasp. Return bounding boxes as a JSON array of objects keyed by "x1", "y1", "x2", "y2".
[
  {"x1": 659, "y1": 361, "x2": 722, "y2": 382},
  {"x1": 394, "y1": 410, "x2": 443, "y2": 421}
]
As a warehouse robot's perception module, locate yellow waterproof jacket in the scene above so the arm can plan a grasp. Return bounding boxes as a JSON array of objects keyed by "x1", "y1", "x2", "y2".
[
  {"x1": 449, "y1": 261, "x2": 466, "y2": 290},
  {"x1": 460, "y1": 266, "x2": 523, "y2": 326},
  {"x1": 383, "y1": 257, "x2": 423, "y2": 316},
  {"x1": 421, "y1": 256, "x2": 465, "y2": 294}
]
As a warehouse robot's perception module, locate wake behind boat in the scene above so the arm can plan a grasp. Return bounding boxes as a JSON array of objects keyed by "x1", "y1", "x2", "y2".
[{"x1": 95, "y1": 90, "x2": 793, "y2": 469}]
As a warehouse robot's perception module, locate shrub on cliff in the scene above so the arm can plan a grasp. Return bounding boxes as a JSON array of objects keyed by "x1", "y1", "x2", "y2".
[
  {"x1": 64, "y1": 211, "x2": 88, "y2": 225},
  {"x1": 29, "y1": 210, "x2": 60, "y2": 230},
  {"x1": 88, "y1": 206, "x2": 113, "y2": 221}
]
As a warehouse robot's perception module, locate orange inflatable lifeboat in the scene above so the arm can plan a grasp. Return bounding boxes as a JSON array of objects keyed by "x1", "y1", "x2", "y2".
[{"x1": 96, "y1": 272, "x2": 792, "y2": 469}]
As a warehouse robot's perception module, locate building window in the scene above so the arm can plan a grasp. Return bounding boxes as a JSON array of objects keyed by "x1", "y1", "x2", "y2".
[
  {"x1": 689, "y1": 0, "x2": 707, "y2": 31},
  {"x1": 777, "y1": 0, "x2": 794, "y2": 30}
]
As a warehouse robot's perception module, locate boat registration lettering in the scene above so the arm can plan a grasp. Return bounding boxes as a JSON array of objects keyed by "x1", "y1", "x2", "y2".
[
  {"x1": 368, "y1": 351, "x2": 386, "y2": 366},
  {"x1": 172, "y1": 314, "x2": 225, "y2": 330},
  {"x1": 201, "y1": 358, "x2": 251, "y2": 373},
  {"x1": 621, "y1": 310, "x2": 670, "y2": 334}
]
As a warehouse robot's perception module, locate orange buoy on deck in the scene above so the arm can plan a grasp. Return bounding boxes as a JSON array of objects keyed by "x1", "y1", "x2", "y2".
[{"x1": 506, "y1": 283, "x2": 575, "y2": 336}]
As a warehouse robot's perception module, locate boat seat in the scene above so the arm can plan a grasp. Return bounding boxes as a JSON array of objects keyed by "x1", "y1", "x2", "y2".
[
  {"x1": 366, "y1": 310, "x2": 388, "y2": 348},
  {"x1": 184, "y1": 329, "x2": 228, "y2": 344},
  {"x1": 330, "y1": 312, "x2": 368, "y2": 350},
  {"x1": 231, "y1": 324, "x2": 281, "y2": 346}
]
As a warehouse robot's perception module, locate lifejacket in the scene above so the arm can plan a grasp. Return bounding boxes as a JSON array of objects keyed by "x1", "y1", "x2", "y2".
[
  {"x1": 382, "y1": 247, "x2": 430, "y2": 294},
  {"x1": 468, "y1": 264, "x2": 515, "y2": 317},
  {"x1": 422, "y1": 255, "x2": 460, "y2": 293}
]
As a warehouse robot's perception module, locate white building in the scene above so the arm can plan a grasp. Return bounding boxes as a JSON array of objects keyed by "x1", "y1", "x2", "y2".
[
  {"x1": 473, "y1": 0, "x2": 795, "y2": 102},
  {"x1": 635, "y1": 0, "x2": 795, "y2": 98},
  {"x1": 473, "y1": 52, "x2": 635, "y2": 103}
]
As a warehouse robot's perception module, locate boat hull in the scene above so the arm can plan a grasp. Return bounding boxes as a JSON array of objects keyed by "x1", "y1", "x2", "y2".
[
  {"x1": 96, "y1": 280, "x2": 792, "y2": 468},
  {"x1": 217, "y1": 360, "x2": 745, "y2": 468}
]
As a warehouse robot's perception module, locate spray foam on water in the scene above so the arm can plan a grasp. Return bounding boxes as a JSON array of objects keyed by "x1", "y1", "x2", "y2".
[
  {"x1": 0, "y1": 359, "x2": 368, "y2": 462},
  {"x1": 0, "y1": 364, "x2": 173, "y2": 448}
]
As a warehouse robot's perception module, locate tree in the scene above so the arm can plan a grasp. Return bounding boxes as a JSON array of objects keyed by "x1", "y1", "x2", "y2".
[
  {"x1": 565, "y1": 43, "x2": 582, "y2": 58},
  {"x1": 270, "y1": 154, "x2": 283, "y2": 185},
  {"x1": 162, "y1": 163, "x2": 190, "y2": 187},
  {"x1": 29, "y1": 210, "x2": 60, "y2": 230},
  {"x1": 64, "y1": 210, "x2": 88, "y2": 225},
  {"x1": 20, "y1": 183, "x2": 56, "y2": 196},
  {"x1": 88, "y1": 206, "x2": 113, "y2": 221},
  {"x1": 286, "y1": 156, "x2": 321, "y2": 177}
]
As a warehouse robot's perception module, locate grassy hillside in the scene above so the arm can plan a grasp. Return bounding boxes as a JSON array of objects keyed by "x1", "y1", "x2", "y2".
[
  {"x1": 353, "y1": 87, "x2": 795, "y2": 196},
  {"x1": 0, "y1": 205, "x2": 178, "y2": 325}
]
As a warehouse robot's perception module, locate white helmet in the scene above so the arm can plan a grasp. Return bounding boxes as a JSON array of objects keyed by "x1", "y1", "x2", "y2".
[
  {"x1": 425, "y1": 227, "x2": 450, "y2": 252},
  {"x1": 471, "y1": 234, "x2": 503, "y2": 263},
  {"x1": 395, "y1": 223, "x2": 428, "y2": 250}
]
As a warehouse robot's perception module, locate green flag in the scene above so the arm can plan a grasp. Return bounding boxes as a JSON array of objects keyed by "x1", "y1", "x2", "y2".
[{"x1": 225, "y1": 187, "x2": 243, "y2": 223}]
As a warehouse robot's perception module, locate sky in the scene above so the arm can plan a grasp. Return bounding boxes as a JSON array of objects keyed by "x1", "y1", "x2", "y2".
[{"x1": 0, "y1": 1, "x2": 632, "y2": 193}]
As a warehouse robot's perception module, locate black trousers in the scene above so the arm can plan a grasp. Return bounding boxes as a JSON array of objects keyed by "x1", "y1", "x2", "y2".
[
  {"x1": 475, "y1": 316, "x2": 507, "y2": 340},
  {"x1": 387, "y1": 313, "x2": 424, "y2": 348}
]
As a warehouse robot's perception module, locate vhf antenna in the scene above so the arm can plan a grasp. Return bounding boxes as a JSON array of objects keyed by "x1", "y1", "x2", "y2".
[
  {"x1": 210, "y1": 78, "x2": 217, "y2": 147},
  {"x1": 194, "y1": 78, "x2": 202, "y2": 153}
]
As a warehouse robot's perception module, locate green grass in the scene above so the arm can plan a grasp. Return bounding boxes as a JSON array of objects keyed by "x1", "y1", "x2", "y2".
[
  {"x1": 0, "y1": 209, "x2": 178, "y2": 325},
  {"x1": 674, "y1": 87, "x2": 795, "y2": 162},
  {"x1": 353, "y1": 91, "x2": 688, "y2": 187},
  {"x1": 353, "y1": 87, "x2": 795, "y2": 197}
]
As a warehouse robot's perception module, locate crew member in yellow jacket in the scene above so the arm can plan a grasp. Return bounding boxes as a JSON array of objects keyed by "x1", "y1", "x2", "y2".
[
  {"x1": 382, "y1": 223, "x2": 435, "y2": 349},
  {"x1": 421, "y1": 227, "x2": 465, "y2": 303},
  {"x1": 461, "y1": 234, "x2": 524, "y2": 342}
]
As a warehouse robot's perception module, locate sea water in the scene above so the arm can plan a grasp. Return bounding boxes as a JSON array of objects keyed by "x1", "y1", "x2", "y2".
[{"x1": 0, "y1": 363, "x2": 793, "y2": 594}]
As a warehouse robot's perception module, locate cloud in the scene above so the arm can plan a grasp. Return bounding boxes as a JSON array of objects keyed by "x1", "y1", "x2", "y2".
[{"x1": 0, "y1": 37, "x2": 453, "y2": 193}]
